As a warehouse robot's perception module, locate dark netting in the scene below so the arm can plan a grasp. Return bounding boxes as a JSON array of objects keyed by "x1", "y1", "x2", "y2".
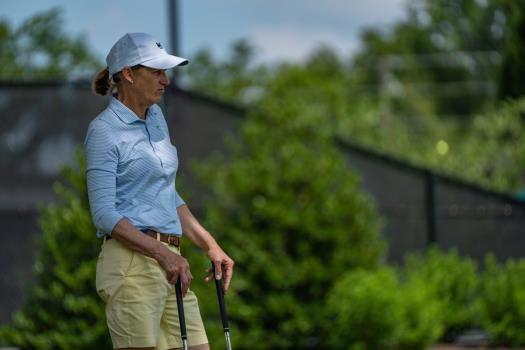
[{"x1": 342, "y1": 142, "x2": 525, "y2": 263}]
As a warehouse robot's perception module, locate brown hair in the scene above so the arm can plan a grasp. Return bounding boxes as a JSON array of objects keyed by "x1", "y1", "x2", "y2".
[
  {"x1": 91, "y1": 68, "x2": 113, "y2": 96},
  {"x1": 91, "y1": 65, "x2": 145, "y2": 96}
]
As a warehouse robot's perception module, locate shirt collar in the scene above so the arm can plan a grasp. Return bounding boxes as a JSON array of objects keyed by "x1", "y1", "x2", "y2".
[{"x1": 109, "y1": 95, "x2": 156, "y2": 124}]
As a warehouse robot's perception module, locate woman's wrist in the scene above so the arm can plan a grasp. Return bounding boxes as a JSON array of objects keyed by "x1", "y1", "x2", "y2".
[{"x1": 205, "y1": 238, "x2": 220, "y2": 253}]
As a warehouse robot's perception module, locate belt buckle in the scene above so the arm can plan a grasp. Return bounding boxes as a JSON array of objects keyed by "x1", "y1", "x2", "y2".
[{"x1": 167, "y1": 235, "x2": 175, "y2": 246}]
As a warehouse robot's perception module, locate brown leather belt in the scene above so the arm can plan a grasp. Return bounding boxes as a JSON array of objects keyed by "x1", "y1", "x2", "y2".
[{"x1": 106, "y1": 229, "x2": 180, "y2": 247}]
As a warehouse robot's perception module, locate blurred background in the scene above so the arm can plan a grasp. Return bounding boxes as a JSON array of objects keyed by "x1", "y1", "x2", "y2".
[{"x1": 1, "y1": 0, "x2": 525, "y2": 349}]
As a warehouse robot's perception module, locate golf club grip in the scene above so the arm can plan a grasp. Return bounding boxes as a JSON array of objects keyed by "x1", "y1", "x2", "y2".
[
  {"x1": 175, "y1": 279, "x2": 188, "y2": 341},
  {"x1": 211, "y1": 261, "x2": 230, "y2": 330}
]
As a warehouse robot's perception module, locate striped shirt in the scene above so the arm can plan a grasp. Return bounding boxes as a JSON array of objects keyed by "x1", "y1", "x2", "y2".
[{"x1": 84, "y1": 96, "x2": 185, "y2": 237}]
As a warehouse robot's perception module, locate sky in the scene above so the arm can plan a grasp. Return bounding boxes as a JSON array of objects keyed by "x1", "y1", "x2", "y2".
[{"x1": 1, "y1": 0, "x2": 410, "y2": 64}]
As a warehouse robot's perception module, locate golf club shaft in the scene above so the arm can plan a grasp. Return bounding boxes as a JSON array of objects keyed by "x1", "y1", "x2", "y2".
[
  {"x1": 212, "y1": 262, "x2": 232, "y2": 350},
  {"x1": 225, "y1": 330, "x2": 232, "y2": 350},
  {"x1": 175, "y1": 279, "x2": 189, "y2": 350}
]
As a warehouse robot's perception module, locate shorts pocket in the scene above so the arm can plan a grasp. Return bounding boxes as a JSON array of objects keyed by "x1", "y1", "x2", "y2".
[{"x1": 96, "y1": 240, "x2": 136, "y2": 302}]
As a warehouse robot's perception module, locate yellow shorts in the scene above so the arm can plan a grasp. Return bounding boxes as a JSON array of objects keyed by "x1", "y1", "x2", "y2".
[{"x1": 96, "y1": 236, "x2": 208, "y2": 349}]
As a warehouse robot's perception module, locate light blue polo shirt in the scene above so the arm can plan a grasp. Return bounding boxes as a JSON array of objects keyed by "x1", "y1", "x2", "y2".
[{"x1": 84, "y1": 96, "x2": 185, "y2": 237}]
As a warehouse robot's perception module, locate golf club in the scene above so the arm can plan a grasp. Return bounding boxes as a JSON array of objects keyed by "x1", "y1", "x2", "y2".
[
  {"x1": 212, "y1": 261, "x2": 232, "y2": 350},
  {"x1": 175, "y1": 279, "x2": 189, "y2": 350}
]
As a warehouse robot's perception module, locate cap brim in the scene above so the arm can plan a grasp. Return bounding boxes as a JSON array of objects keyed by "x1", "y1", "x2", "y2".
[{"x1": 141, "y1": 54, "x2": 189, "y2": 70}]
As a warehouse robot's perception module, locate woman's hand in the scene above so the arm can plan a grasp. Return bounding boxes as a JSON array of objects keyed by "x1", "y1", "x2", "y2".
[
  {"x1": 110, "y1": 219, "x2": 194, "y2": 295},
  {"x1": 157, "y1": 246, "x2": 193, "y2": 295},
  {"x1": 177, "y1": 205, "x2": 235, "y2": 292},
  {"x1": 206, "y1": 245, "x2": 235, "y2": 293}
]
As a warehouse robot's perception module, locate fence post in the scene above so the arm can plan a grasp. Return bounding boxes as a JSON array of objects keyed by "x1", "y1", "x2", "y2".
[{"x1": 425, "y1": 171, "x2": 437, "y2": 246}]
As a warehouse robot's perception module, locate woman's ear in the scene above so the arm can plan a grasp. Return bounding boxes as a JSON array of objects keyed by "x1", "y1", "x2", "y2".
[{"x1": 121, "y1": 68, "x2": 134, "y2": 84}]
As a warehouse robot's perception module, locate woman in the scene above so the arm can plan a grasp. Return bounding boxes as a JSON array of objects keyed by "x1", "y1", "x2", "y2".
[{"x1": 85, "y1": 32, "x2": 234, "y2": 350}]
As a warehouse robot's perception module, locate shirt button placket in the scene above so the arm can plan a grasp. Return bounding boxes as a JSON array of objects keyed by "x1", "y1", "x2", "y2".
[{"x1": 145, "y1": 120, "x2": 164, "y2": 168}]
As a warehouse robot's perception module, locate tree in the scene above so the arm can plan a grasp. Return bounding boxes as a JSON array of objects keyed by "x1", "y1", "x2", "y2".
[
  {"x1": 497, "y1": 0, "x2": 525, "y2": 99},
  {"x1": 451, "y1": 97, "x2": 525, "y2": 193},
  {"x1": 183, "y1": 39, "x2": 269, "y2": 104},
  {"x1": 181, "y1": 1, "x2": 525, "y2": 196},
  {"x1": 353, "y1": 0, "x2": 525, "y2": 116},
  {"x1": 0, "y1": 7, "x2": 100, "y2": 80},
  {"x1": 186, "y1": 80, "x2": 385, "y2": 349}
]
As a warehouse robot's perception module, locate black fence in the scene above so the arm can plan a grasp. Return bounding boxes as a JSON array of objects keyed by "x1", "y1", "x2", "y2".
[{"x1": 341, "y1": 141, "x2": 525, "y2": 263}]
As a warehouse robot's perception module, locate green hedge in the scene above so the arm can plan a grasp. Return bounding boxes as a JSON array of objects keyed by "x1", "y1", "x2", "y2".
[
  {"x1": 397, "y1": 276, "x2": 444, "y2": 350},
  {"x1": 326, "y1": 268, "x2": 404, "y2": 350},
  {"x1": 326, "y1": 248, "x2": 525, "y2": 349},
  {"x1": 326, "y1": 266, "x2": 443, "y2": 350},
  {"x1": 401, "y1": 247, "x2": 480, "y2": 341},
  {"x1": 0, "y1": 152, "x2": 111, "y2": 349},
  {"x1": 478, "y1": 256, "x2": 525, "y2": 347}
]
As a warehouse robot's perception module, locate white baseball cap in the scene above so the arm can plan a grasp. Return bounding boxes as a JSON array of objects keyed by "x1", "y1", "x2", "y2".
[{"x1": 106, "y1": 32, "x2": 188, "y2": 75}]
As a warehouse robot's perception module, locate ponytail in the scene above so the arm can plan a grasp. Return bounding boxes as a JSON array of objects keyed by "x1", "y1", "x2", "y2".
[
  {"x1": 92, "y1": 65, "x2": 137, "y2": 95},
  {"x1": 91, "y1": 68, "x2": 112, "y2": 96}
]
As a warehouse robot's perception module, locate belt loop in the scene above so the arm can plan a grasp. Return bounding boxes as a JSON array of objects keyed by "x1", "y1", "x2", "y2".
[{"x1": 156, "y1": 231, "x2": 160, "y2": 241}]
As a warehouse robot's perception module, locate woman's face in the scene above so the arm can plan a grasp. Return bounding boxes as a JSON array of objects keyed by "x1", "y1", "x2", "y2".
[{"x1": 131, "y1": 66, "x2": 170, "y2": 105}]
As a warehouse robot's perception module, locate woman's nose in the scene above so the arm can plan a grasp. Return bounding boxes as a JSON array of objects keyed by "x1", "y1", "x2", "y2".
[{"x1": 160, "y1": 71, "x2": 170, "y2": 86}]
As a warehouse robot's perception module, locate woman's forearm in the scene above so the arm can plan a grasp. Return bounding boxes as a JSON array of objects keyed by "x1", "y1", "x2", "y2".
[
  {"x1": 110, "y1": 218, "x2": 166, "y2": 260},
  {"x1": 177, "y1": 204, "x2": 219, "y2": 251},
  {"x1": 177, "y1": 204, "x2": 235, "y2": 291}
]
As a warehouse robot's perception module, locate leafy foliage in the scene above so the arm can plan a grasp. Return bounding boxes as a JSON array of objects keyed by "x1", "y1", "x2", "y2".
[
  {"x1": 478, "y1": 256, "x2": 525, "y2": 347},
  {"x1": 187, "y1": 90, "x2": 385, "y2": 349},
  {"x1": 326, "y1": 248, "x2": 525, "y2": 349},
  {"x1": 353, "y1": 0, "x2": 525, "y2": 115},
  {"x1": 183, "y1": 1, "x2": 525, "y2": 197},
  {"x1": 0, "y1": 152, "x2": 112, "y2": 349},
  {"x1": 397, "y1": 275, "x2": 444, "y2": 350},
  {"x1": 401, "y1": 247, "x2": 480, "y2": 341},
  {"x1": 0, "y1": 7, "x2": 100, "y2": 79},
  {"x1": 326, "y1": 268, "x2": 404, "y2": 350},
  {"x1": 0, "y1": 150, "x2": 524, "y2": 349},
  {"x1": 497, "y1": 0, "x2": 525, "y2": 99},
  {"x1": 326, "y1": 266, "x2": 443, "y2": 350},
  {"x1": 183, "y1": 39, "x2": 269, "y2": 104},
  {"x1": 449, "y1": 97, "x2": 525, "y2": 192}
]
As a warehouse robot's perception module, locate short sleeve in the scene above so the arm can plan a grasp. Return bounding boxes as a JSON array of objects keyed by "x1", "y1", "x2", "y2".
[{"x1": 175, "y1": 190, "x2": 185, "y2": 208}]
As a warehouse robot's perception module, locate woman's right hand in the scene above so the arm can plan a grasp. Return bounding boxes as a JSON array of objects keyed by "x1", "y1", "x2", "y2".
[
  {"x1": 110, "y1": 219, "x2": 194, "y2": 295},
  {"x1": 156, "y1": 246, "x2": 193, "y2": 294}
]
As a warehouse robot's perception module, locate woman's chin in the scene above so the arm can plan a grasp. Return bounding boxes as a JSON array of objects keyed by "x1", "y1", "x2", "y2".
[{"x1": 151, "y1": 94, "x2": 163, "y2": 103}]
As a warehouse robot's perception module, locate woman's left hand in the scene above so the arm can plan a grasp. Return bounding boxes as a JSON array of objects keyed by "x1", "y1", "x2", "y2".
[{"x1": 207, "y1": 246, "x2": 235, "y2": 293}]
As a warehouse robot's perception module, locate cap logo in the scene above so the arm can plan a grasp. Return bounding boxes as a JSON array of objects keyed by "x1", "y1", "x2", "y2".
[{"x1": 156, "y1": 42, "x2": 163, "y2": 49}]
